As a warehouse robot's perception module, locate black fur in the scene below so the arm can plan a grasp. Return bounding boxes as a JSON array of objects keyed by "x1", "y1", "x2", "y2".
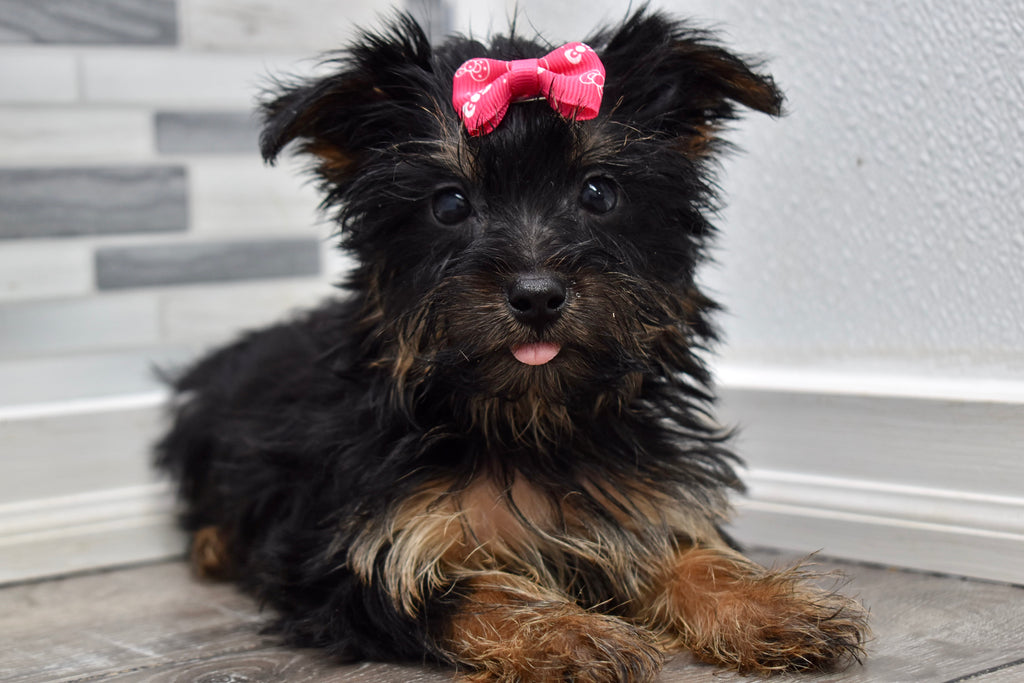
[{"x1": 153, "y1": 9, "x2": 862, "y2": 680}]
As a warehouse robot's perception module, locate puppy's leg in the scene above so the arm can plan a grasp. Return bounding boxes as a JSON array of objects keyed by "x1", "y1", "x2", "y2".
[
  {"x1": 190, "y1": 525, "x2": 236, "y2": 580},
  {"x1": 439, "y1": 571, "x2": 663, "y2": 683},
  {"x1": 641, "y1": 545, "x2": 868, "y2": 674}
]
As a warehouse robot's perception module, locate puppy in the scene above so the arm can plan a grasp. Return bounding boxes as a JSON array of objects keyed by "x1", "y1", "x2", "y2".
[{"x1": 158, "y1": 10, "x2": 868, "y2": 681}]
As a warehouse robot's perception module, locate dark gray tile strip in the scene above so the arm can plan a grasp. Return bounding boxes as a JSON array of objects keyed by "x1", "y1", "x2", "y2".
[
  {"x1": 95, "y1": 238, "x2": 322, "y2": 289},
  {"x1": 0, "y1": 166, "x2": 188, "y2": 239},
  {"x1": 0, "y1": 0, "x2": 177, "y2": 45},
  {"x1": 155, "y1": 111, "x2": 260, "y2": 155}
]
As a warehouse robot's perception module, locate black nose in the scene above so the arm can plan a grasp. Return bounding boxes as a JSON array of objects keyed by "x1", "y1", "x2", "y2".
[{"x1": 506, "y1": 273, "x2": 567, "y2": 331}]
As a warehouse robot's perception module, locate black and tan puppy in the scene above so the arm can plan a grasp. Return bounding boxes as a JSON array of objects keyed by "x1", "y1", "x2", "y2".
[{"x1": 158, "y1": 9, "x2": 867, "y2": 681}]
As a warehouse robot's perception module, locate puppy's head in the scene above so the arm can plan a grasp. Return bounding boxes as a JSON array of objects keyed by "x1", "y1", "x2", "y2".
[{"x1": 261, "y1": 11, "x2": 782, "y2": 436}]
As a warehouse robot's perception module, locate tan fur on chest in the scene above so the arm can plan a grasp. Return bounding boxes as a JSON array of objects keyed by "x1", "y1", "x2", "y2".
[
  {"x1": 348, "y1": 476, "x2": 557, "y2": 612},
  {"x1": 347, "y1": 474, "x2": 726, "y2": 616},
  {"x1": 458, "y1": 477, "x2": 557, "y2": 547}
]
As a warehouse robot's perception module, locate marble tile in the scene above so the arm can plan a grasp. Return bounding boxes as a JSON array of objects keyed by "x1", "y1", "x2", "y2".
[
  {"x1": 0, "y1": 293, "x2": 160, "y2": 358},
  {"x1": 180, "y1": 0, "x2": 394, "y2": 53},
  {"x1": 0, "y1": 166, "x2": 188, "y2": 239},
  {"x1": 155, "y1": 110, "x2": 259, "y2": 155},
  {"x1": 0, "y1": 108, "x2": 152, "y2": 162},
  {"x1": 159, "y1": 278, "x2": 333, "y2": 343},
  {"x1": 0, "y1": 0, "x2": 177, "y2": 45},
  {"x1": 95, "y1": 237, "x2": 322, "y2": 289},
  {"x1": 0, "y1": 51, "x2": 77, "y2": 103},
  {"x1": 188, "y1": 157, "x2": 321, "y2": 236},
  {"x1": 0, "y1": 345, "x2": 191, "y2": 406},
  {"x1": 0, "y1": 240, "x2": 92, "y2": 301},
  {"x1": 81, "y1": 51, "x2": 310, "y2": 107}
]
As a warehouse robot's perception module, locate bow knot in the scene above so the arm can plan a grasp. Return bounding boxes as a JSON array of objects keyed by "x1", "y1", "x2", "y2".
[{"x1": 452, "y1": 42, "x2": 605, "y2": 136}]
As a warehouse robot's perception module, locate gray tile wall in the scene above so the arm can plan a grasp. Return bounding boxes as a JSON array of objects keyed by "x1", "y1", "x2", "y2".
[
  {"x1": 0, "y1": 166, "x2": 188, "y2": 239},
  {"x1": 155, "y1": 112, "x2": 260, "y2": 155},
  {"x1": 0, "y1": 0, "x2": 457, "y2": 397},
  {"x1": 96, "y1": 238, "x2": 322, "y2": 289},
  {"x1": 0, "y1": 0, "x2": 178, "y2": 45},
  {"x1": 0, "y1": 0, "x2": 459, "y2": 584},
  {"x1": 0, "y1": 1, "x2": 458, "y2": 394}
]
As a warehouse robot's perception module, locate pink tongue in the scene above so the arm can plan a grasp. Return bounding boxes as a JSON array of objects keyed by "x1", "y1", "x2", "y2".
[{"x1": 512, "y1": 342, "x2": 561, "y2": 366}]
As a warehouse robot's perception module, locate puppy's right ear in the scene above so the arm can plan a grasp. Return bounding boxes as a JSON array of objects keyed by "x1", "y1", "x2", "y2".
[
  {"x1": 595, "y1": 9, "x2": 783, "y2": 159},
  {"x1": 259, "y1": 14, "x2": 434, "y2": 182}
]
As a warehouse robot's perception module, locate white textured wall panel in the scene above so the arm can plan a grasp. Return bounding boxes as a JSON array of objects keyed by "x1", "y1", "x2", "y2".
[{"x1": 690, "y1": 0, "x2": 1024, "y2": 381}]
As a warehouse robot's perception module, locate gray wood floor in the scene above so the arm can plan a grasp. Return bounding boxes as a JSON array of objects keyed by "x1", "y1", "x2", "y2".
[{"x1": 2, "y1": 550, "x2": 1023, "y2": 683}]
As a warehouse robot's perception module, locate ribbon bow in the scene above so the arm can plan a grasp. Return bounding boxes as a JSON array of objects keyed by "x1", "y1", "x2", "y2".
[{"x1": 452, "y1": 42, "x2": 605, "y2": 136}]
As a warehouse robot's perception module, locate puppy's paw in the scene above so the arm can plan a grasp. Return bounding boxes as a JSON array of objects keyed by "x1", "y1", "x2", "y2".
[
  {"x1": 646, "y1": 548, "x2": 869, "y2": 675},
  {"x1": 452, "y1": 604, "x2": 663, "y2": 682},
  {"x1": 694, "y1": 582, "x2": 869, "y2": 674},
  {"x1": 190, "y1": 525, "x2": 235, "y2": 580}
]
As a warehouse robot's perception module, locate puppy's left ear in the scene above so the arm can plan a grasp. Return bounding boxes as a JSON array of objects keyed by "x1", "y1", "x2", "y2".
[{"x1": 596, "y1": 11, "x2": 784, "y2": 157}]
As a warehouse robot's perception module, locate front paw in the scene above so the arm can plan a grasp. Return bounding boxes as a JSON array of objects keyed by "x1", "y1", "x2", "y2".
[
  {"x1": 695, "y1": 580, "x2": 868, "y2": 674},
  {"x1": 452, "y1": 604, "x2": 664, "y2": 683},
  {"x1": 647, "y1": 548, "x2": 869, "y2": 675},
  {"x1": 675, "y1": 552, "x2": 868, "y2": 675}
]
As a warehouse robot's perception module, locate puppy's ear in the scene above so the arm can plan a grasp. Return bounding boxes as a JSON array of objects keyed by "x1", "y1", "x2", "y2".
[
  {"x1": 259, "y1": 14, "x2": 435, "y2": 180},
  {"x1": 596, "y1": 10, "x2": 784, "y2": 157}
]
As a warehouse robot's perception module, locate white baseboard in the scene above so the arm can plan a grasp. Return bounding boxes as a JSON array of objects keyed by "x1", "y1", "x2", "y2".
[
  {"x1": 0, "y1": 391, "x2": 186, "y2": 584},
  {"x1": 0, "y1": 484, "x2": 184, "y2": 585},
  {"x1": 733, "y1": 470, "x2": 1024, "y2": 584},
  {"x1": 1, "y1": 365, "x2": 1021, "y2": 585},
  {"x1": 716, "y1": 363, "x2": 1024, "y2": 404},
  {"x1": 718, "y1": 366, "x2": 1024, "y2": 585}
]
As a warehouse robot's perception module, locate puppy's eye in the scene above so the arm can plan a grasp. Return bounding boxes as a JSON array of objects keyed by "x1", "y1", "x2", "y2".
[
  {"x1": 432, "y1": 188, "x2": 472, "y2": 225},
  {"x1": 579, "y1": 177, "x2": 618, "y2": 214}
]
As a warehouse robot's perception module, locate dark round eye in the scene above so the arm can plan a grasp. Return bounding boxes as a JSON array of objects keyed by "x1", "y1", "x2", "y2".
[
  {"x1": 432, "y1": 188, "x2": 472, "y2": 225},
  {"x1": 579, "y1": 177, "x2": 618, "y2": 214}
]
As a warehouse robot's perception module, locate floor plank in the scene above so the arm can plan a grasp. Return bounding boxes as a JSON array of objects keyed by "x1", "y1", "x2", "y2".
[{"x1": 2, "y1": 551, "x2": 1022, "y2": 682}]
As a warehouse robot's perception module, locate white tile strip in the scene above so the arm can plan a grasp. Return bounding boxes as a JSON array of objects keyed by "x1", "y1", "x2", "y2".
[
  {"x1": 0, "y1": 241, "x2": 93, "y2": 302},
  {"x1": 0, "y1": 51, "x2": 77, "y2": 103},
  {"x1": 180, "y1": 0, "x2": 395, "y2": 53},
  {"x1": 159, "y1": 278, "x2": 334, "y2": 343},
  {"x1": 0, "y1": 293, "x2": 161, "y2": 358},
  {"x1": 80, "y1": 50, "x2": 313, "y2": 107},
  {"x1": 0, "y1": 108, "x2": 153, "y2": 163},
  {"x1": 188, "y1": 157, "x2": 322, "y2": 236}
]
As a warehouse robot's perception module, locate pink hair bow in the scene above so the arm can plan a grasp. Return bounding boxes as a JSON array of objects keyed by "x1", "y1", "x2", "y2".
[{"x1": 452, "y1": 42, "x2": 606, "y2": 136}]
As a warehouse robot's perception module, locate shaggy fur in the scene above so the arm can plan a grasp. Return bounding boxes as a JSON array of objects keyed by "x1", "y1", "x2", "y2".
[{"x1": 157, "y1": 9, "x2": 868, "y2": 681}]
